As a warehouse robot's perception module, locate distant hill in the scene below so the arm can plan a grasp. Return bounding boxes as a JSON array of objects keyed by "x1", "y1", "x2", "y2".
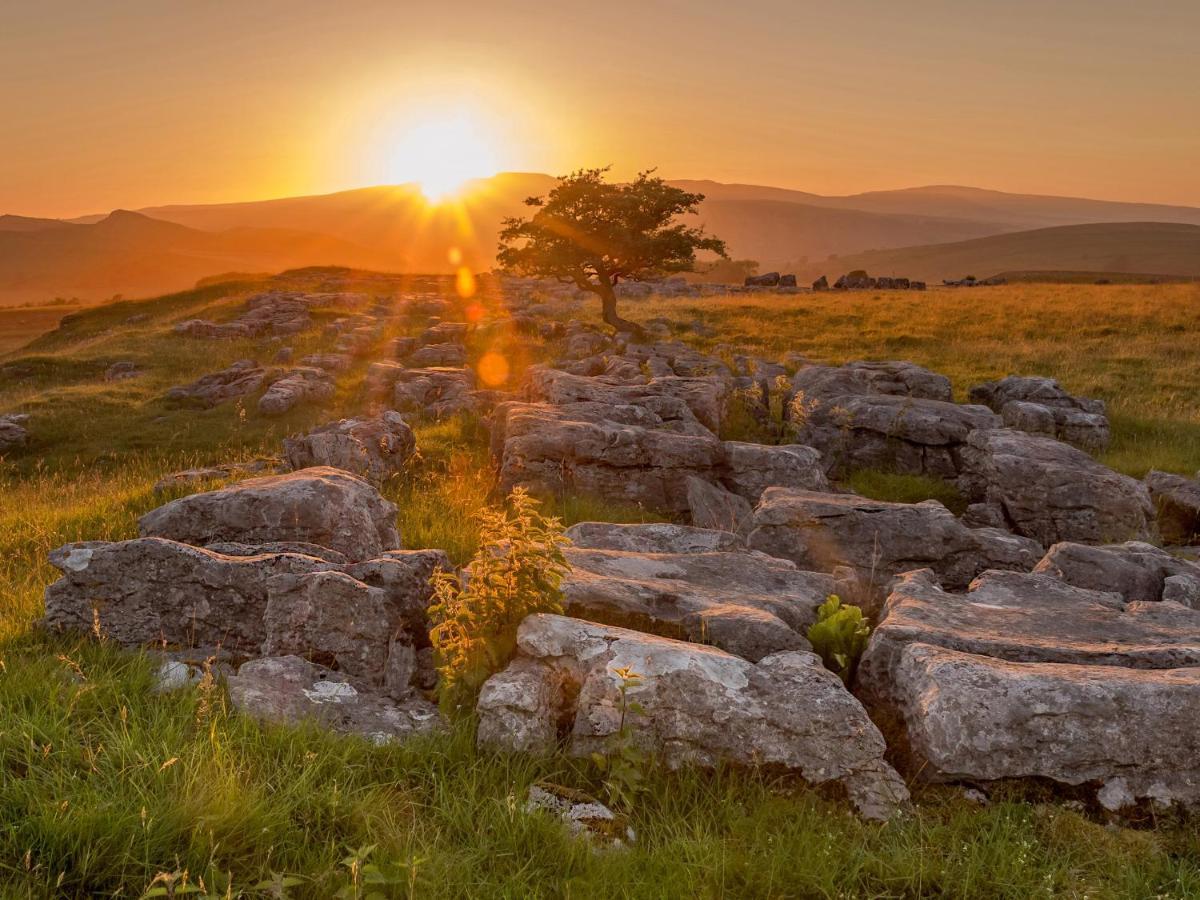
[
  {"x1": 0, "y1": 210, "x2": 398, "y2": 304},
  {"x1": 793, "y1": 222, "x2": 1200, "y2": 283},
  {"x1": 673, "y1": 182, "x2": 1200, "y2": 231},
  {"x1": 6, "y1": 175, "x2": 1199, "y2": 303}
]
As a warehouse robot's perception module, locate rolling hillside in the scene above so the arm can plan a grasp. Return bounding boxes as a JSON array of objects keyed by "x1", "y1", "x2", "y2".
[
  {"x1": 7, "y1": 176, "x2": 1200, "y2": 303},
  {"x1": 794, "y1": 222, "x2": 1200, "y2": 283},
  {"x1": 0, "y1": 211, "x2": 399, "y2": 304}
]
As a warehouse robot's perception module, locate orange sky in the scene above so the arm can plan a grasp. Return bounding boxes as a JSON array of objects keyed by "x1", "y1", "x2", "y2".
[{"x1": 3, "y1": 1, "x2": 1199, "y2": 218}]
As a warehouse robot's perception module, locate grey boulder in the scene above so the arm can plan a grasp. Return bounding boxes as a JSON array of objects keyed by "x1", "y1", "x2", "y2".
[
  {"x1": 477, "y1": 614, "x2": 910, "y2": 820},
  {"x1": 283, "y1": 412, "x2": 415, "y2": 485},
  {"x1": 138, "y1": 467, "x2": 400, "y2": 562}
]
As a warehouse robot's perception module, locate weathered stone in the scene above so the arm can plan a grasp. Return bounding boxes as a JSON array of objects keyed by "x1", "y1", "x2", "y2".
[
  {"x1": 525, "y1": 784, "x2": 635, "y2": 847},
  {"x1": 561, "y1": 542, "x2": 835, "y2": 660},
  {"x1": 719, "y1": 441, "x2": 829, "y2": 499},
  {"x1": 969, "y1": 375, "x2": 1110, "y2": 452},
  {"x1": 1145, "y1": 470, "x2": 1200, "y2": 545},
  {"x1": 528, "y1": 367, "x2": 728, "y2": 434},
  {"x1": 744, "y1": 272, "x2": 781, "y2": 287},
  {"x1": 0, "y1": 413, "x2": 30, "y2": 452},
  {"x1": 43, "y1": 538, "x2": 333, "y2": 651},
  {"x1": 138, "y1": 467, "x2": 400, "y2": 561},
  {"x1": 263, "y1": 570, "x2": 418, "y2": 697},
  {"x1": 495, "y1": 402, "x2": 723, "y2": 514},
  {"x1": 407, "y1": 342, "x2": 466, "y2": 368},
  {"x1": 957, "y1": 428, "x2": 1155, "y2": 545},
  {"x1": 686, "y1": 476, "x2": 753, "y2": 535},
  {"x1": 477, "y1": 614, "x2": 909, "y2": 820},
  {"x1": 165, "y1": 359, "x2": 266, "y2": 408},
  {"x1": 860, "y1": 568, "x2": 1200, "y2": 809},
  {"x1": 392, "y1": 367, "x2": 476, "y2": 419},
  {"x1": 298, "y1": 353, "x2": 352, "y2": 372},
  {"x1": 564, "y1": 521, "x2": 746, "y2": 554},
  {"x1": 226, "y1": 655, "x2": 440, "y2": 743},
  {"x1": 887, "y1": 642, "x2": 1200, "y2": 810},
  {"x1": 283, "y1": 412, "x2": 415, "y2": 484},
  {"x1": 1034, "y1": 541, "x2": 1200, "y2": 603},
  {"x1": 258, "y1": 367, "x2": 335, "y2": 416},
  {"x1": 152, "y1": 459, "x2": 277, "y2": 495},
  {"x1": 747, "y1": 488, "x2": 1043, "y2": 590}
]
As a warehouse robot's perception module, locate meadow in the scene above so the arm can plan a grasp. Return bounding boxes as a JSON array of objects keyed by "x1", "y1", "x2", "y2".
[{"x1": 1, "y1": 277, "x2": 1199, "y2": 897}]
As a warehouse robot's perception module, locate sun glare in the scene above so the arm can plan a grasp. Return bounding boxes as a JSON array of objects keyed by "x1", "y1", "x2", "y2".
[{"x1": 391, "y1": 113, "x2": 499, "y2": 201}]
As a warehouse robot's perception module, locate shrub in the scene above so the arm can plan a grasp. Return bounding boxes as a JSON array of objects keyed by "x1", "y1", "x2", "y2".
[
  {"x1": 427, "y1": 487, "x2": 570, "y2": 713},
  {"x1": 806, "y1": 595, "x2": 870, "y2": 683}
]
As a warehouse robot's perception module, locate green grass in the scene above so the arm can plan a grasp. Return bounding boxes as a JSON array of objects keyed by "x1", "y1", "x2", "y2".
[
  {"x1": 3, "y1": 277, "x2": 1200, "y2": 896},
  {"x1": 846, "y1": 470, "x2": 968, "y2": 515}
]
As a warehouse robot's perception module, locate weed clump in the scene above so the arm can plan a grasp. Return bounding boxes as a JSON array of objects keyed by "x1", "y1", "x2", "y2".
[
  {"x1": 427, "y1": 488, "x2": 570, "y2": 713},
  {"x1": 806, "y1": 594, "x2": 870, "y2": 683}
]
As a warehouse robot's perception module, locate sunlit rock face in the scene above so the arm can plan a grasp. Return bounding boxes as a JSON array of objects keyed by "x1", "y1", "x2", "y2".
[
  {"x1": 859, "y1": 569, "x2": 1200, "y2": 811},
  {"x1": 477, "y1": 614, "x2": 910, "y2": 821}
]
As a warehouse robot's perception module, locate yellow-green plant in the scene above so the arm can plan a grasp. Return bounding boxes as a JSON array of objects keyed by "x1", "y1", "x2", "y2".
[
  {"x1": 806, "y1": 594, "x2": 870, "y2": 683},
  {"x1": 427, "y1": 488, "x2": 570, "y2": 713},
  {"x1": 591, "y1": 666, "x2": 648, "y2": 811}
]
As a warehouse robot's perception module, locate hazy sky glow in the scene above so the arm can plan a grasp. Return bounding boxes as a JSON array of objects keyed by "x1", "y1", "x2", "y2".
[{"x1": 3, "y1": 0, "x2": 1198, "y2": 217}]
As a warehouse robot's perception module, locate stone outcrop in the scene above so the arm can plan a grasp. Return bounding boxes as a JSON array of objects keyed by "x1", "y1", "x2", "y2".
[
  {"x1": 747, "y1": 488, "x2": 1043, "y2": 590},
  {"x1": 957, "y1": 428, "x2": 1156, "y2": 545},
  {"x1": 561, "y1": 538, "x2": 837, "y2": 661},
  {"x1": 0, "y1": 413, "x2": 30, "y2": 452},
  {"x1": 1034, "y1": 541, "x2": 1200, "y2": 605},
  {"x1": 564, "y1": 521, "x2": 746, "y2": 554},
  {"x1": 788, "y1": 361, "x2": 998, "y2": 478},
  {"x1": 1145, "y1": 470, "x2": 1200, "y2": 545},
  {"x1": 283, "y1": 412, "x2": 415, "y2": 484},
  {"x1": 686, "y1": 476, "x2": 752, "y2": 535},
  {"x1": 173, "y1": 291, "x2": 318, "y2": 339},
  {"x1": 138, "y1": 467, "x2": 400, "y2": 561},
  {"x1": 969, "y1": 375, "x2": 1110, "y2": 452},
  {"x1": 257, "y1": 367, "x2": 336, "y2": 416},
  {"x1": 477, "y1": 614, "x2": 910, "y2": 820},
  {"x1": 43, "y1": 538, "x2": 333, "y2": 651},
  {"x1": 226, "y1": 656, "x2": 439, "y2": 743},
  {"x1": 392, "y1": 367, "x2": 476, "y2": 419},
  {"x1": 859, "y1": 569, "x2": 1200, "y2": 810},
  {"x1": 165, "y1": 360, "x2": 266, "y2": 408}
]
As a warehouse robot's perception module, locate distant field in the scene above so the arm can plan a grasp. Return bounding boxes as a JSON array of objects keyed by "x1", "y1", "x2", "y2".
[
  {"x1": 0, "y1": 304, "x2": 80, "y2": 353},
  {"x1": 640, "y1": 281, "x2": 1200, "y2": 477}
]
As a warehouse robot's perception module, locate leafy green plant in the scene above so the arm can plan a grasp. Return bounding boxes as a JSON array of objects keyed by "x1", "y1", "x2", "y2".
[
  {"x1": 591, "y1": 666, "x2": 649, "y2": 811},
  {"x1": 806, "y1": 595, "x2": 871, "y2": 683},
  {"x1": 427, "y1": 487, "x2": 570, "y2": 713}
]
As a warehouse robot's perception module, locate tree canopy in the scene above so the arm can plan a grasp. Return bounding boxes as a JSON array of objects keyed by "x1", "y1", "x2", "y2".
[{"x1": 497, "y1": 167, "x2": 726, "y2": 331}]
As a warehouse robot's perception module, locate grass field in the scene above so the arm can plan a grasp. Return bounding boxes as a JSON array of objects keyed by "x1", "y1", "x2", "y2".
[{"x1": 2, "y1": 278, "x2": 1199, "y2": 896}]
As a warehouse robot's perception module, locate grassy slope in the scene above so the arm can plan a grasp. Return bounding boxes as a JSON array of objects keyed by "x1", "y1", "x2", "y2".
[
  {"x1": 799, "y1": 222, "x2": 1200, "y2": 283},
  {"x1": 2, "y1": 279, "x2": 1200, "y2": 896}
]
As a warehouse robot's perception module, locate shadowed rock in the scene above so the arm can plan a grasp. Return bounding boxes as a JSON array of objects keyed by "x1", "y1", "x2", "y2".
[
  {"x1": 1145, "y1": 470, "x2": 1200, "y2": 545},
  {"x1": 283, "y1": 412, "x2": 415, "y2": 485},
  {"x1": 957, "y1": 428, "x2": 1155, "y2": 545},
  {"x1": 747, "y1": 488, "x2": 1042, "y2": 590}
]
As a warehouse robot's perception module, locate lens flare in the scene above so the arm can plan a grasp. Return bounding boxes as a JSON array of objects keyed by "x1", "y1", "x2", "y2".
[{"x1": 477, "y1": 351, "x2": 510, "y2": 387}]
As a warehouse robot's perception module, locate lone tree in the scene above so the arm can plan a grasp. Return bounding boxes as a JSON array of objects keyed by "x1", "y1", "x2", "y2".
[{"x1": 497, "y1": 167, "x2": 727, "y2": 333}]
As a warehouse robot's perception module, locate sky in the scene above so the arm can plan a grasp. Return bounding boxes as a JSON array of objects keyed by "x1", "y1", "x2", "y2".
[{"x1": 2, "y1": 0, "x2": 1199, "y2": 217}]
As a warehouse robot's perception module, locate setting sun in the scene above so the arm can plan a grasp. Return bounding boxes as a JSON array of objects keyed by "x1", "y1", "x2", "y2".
[{"x1": 389, "y1": 113, "x2": 500, "y2": 201}]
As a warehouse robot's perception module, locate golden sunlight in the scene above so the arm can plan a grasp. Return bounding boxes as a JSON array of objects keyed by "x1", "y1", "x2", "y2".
[{"x1": 391, "y1": 113, "x2": 500, "y2": 201}]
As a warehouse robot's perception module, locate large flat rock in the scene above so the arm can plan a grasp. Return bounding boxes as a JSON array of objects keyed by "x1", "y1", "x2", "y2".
[
  {"x1": 858, "y1": 569, "x2": 1200, "y2": 809},
  {"x1": 477, "y1": 614, "x2": 910, "y2": 820},
  {"x1": 562, "y1": 545, "x2": 835, "y2": 661},
  {"x1": 747, "y1": 488, "x2": 1042, "y2": 590}
]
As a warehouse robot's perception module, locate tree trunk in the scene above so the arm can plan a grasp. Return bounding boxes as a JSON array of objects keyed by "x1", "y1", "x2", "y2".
[{"x1": 598, "y1": 282, "x2": 642, "y2": 335}]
